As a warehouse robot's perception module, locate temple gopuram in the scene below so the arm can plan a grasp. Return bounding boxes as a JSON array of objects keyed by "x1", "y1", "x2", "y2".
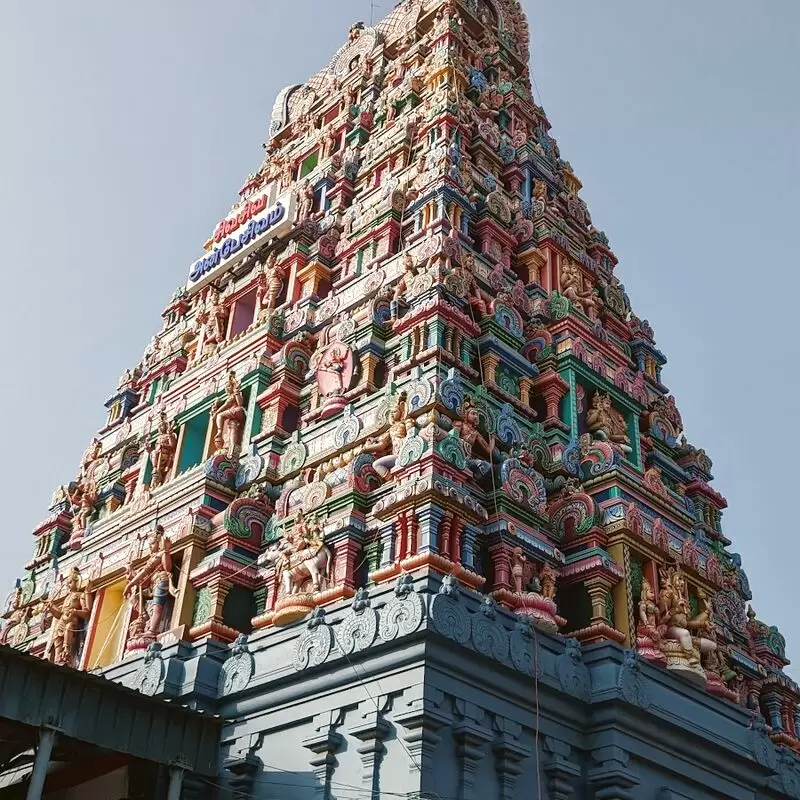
[{"x1": 3, "y1": 1, "x2": 800, "y2": 797}]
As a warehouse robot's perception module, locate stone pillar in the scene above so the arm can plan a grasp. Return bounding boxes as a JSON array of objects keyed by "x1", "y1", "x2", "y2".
[
  {"x1": 543, "y1": 737, "x2": 579, "y2": 800},
  {"x1": 534, "y1": 372, "x2": 569, "y2": 430},
  {"x1": 587, "y1": 746, "x2": 639, "y2": 800},
  {"x1": 493, "y1": 734, "x2": 530, "y2": 800},
  {"x1": 377, "y1": 521, "x2": 396, "y2": 568},
  {"x1": 304, "y1": 725, "x2": 345, "y2": 800},
  {"x1": 175, "y1": 543, "x2": 205, "y2": 628},
  {"x1": 350, "y1": 703, "x2": 390, "y2": 800},
  {"x1": 586, "y1": 577, "x2": 613, "y2": 629},
  {"x1": 488, "y1": 541, "x2": 513, "y2": 593},
  {"x1": 416, "y1": 504, "x2": 443, "y2": 555},
  {"x1": 453, "y1": 725, "x2": 492, "y2": 800},
  {"x1": 224, "y1": 753, "x2": 262, "y2": 800},
  {"x1": 461, "y1": 524, "x2": 480, "y2": 573},
  {"x1": 26, "y1": 729, "x2": 56, "y2": 800},
  {"x1": 763, "y1": 693, "x2": 782, "y2": 731},
  {"x1": 481, "y1": 353, "x2": 499, "y2": 383},
  {"x1": 210, "y1": 578, "x2": 232, "y2": 626}
]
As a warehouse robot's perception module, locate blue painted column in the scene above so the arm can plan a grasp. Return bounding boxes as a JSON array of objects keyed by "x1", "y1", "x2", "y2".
[
  {"x1": 378, "y1": 522, "x2": 396, "y2": 569},
  {"x1": 26, "y1": 729, "x2": 56, "y2": 800},
  {"x1": 167, "y1": 765, "x2": 185, "y2": 800}
]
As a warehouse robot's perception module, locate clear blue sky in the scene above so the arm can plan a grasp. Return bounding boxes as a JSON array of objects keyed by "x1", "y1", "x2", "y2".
[{"x1": 1, "y1": 1, "x2": 798, "y2": 667}]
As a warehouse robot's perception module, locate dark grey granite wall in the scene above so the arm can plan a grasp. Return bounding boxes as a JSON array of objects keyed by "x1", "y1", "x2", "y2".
[{"x1": 103, "y1": 574, "x2": 800, "y2": 799}]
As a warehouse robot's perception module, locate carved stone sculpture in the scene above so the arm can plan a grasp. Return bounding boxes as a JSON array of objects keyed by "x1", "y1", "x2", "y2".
[
  {"x1": 212, "y1": 371, "x2": 246, "y2": 457},
  {"x1": 47, "y1": 568, "x2": 92, "y2": 666},
  {"x1": 124, "y1": 526, "x2": 175, "y2": 648}
]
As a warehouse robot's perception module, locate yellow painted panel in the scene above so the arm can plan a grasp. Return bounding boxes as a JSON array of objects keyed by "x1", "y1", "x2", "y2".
[{"x1": 86, "y1": 582, "x2": 126, "y2": 670}]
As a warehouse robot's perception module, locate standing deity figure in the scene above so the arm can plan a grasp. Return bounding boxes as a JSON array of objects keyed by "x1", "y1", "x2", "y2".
[
  {"x1": 79, "y1": 437, "x2": 103, "y2": 482},
  {"x1": 363, "y1": 391, "x2": 415, "y2": 477},
  {"x1": 560, "y1": 260, "x2": 600, "y2": 318},
  {"x1": 149, "y1": 411, "x2": 177, "y2": 488},
  {"x1": 635, "y1": 578, "x2": 667, "y2": 666},
  {"x1": 256, "y1": 253, "x2": 285, "y2": 319},
  {"x1": 47, "y1": 568, "x2": 92, "y2": 666},
  {"x1": 295, "y1": 180, "x2": 315, "y2": 222},
  {"x1": 321, "y1": 126, "x2": 338, "y2": 158},
  {"x1": 658, "y1": 565, "x2": 705, "y2": 683},
  {"x1": 212, "y1": 371, "x2": 246, "y2": 457},
  {"x1": 124, "y1": 526, "x2": 175, "y2": 641},
  {"x1": 391, "y1": 252, "x2": 419, "y2": 319},
  {"x1": 586, "y1": 392, "x2": 632, "y2": 452},
  {"x1": 143, "y1": 334, "x2": 163, "y2": 368},
  {"x1": 202, "y1": 287, "x2": 229, "y2": 352},
  {"x1": 456, "y1": 253, "x2": 488, "y2": 318},
  {"x1": 71, "y1": 479, "x2": 98, "y2": 534}
]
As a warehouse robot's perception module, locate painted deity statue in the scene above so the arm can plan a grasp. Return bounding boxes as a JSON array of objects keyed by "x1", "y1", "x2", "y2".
[
  {"x1": 149, "y1": 411, "x2": 177, "y2": 488},
  {"x1": 363, "y1": 391, "x2": 415, "y2": 478},
  {"x1": 212, "y1": 371, "x2": 246, "y2": 457},
  {"x1": 295, "y1": 180, "x2": 315, "y2": 222},
  {"x1": 391, "y1": 252, "x2": 419, "y2": 317},
  {"x1": 635, "y1": 578, "x2": 667, "y2": 666},
  {"x1": 47, "y1": 568, "x2": 92, "y2": 666},
  {"x1": 455, "y1": 253, "x2": 488, "y2": 319},
  {"x1": 124, "y1": 526, "x2": 175, "y2": 642},
  {"x1": 71, "y1": 479, "x2": 98, "y2": 534},
  {"x1": 0, "y1": 586, "x2": 28, "y2": 646},
  {"x1": 513, "y1": 552, "x2": 563, "y2": 634},
  {"x1": 688, "y1": 588, "x2": 722, "y2": 673},
  {"x1": 454, "y1": 397, "x2": 495, "y2": 476},
  {"x1": 586, "y1": 392, "x2": 632, "y2": 453},
  {"x1": 316, "y1": 344, "x2": 350, "y2": 397},
  {"x1": 256, "y1": 253, "x2": 285, "y2": 319},
  {"x1": 202, "y1": 287, "x2": 228, "y2": 353},
  {"x1": 261, "y1": 509, "x2": 331, "y2": 597},
  {"x1": 79, "y1": 437, "x2": 103, "y2": 482},
  {"x1": 560, "y1": 259, "x2": 600, "y2": 318},
  {"x1": 658, "y1": 565, "x2": 705, "y2": 682}
]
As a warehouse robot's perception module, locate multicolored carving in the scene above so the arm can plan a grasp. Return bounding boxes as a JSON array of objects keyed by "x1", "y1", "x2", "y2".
[{"x1": 4, "y1": 0, "x2": 793, "y2": 739}]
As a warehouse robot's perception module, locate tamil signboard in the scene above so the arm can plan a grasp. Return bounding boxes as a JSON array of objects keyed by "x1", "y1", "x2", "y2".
[{"x1": 186, "y1": 190, "x2": 295, "y2": 293}]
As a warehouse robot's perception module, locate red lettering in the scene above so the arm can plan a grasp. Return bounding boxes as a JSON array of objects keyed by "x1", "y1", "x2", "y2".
[{"x1": 210, "y1": 193, "x2": 271, "y2": 244}]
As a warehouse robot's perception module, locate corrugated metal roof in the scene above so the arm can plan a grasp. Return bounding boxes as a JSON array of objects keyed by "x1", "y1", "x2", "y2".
[{"x1": 0, "y1": 645, "x2": 221, "y2": 776}]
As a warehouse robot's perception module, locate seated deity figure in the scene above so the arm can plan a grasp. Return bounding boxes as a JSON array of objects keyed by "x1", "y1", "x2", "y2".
[
  {"x1": 586, "y1": 392, "x2": 632, "y2": 453},
  {"x1": 688, "y1": 588, "x2": 721, "y2": 671},
  {"x1": 454, "y1": 397, "x2": 495, "y2": 477},
  {"x1": 363, "y1": 391, "x2": 415, "y2": 478},
  {"x1": 657, "y1": 565, "x2": 705, "y2": 683},
  {"x1": 262, "y1": 509, "x2": 331, "y2": 599},
  {"x1": 560, "y1": 259, "x2": 600, "y2": 318},
  {"x1": 212, "y1": 371, "x2": 246, "y2": 457}
]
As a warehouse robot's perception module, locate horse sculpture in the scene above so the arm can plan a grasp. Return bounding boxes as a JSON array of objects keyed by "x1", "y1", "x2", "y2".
[{"x1": 260, "y1": 540, "x2": 332, "y2": 597}]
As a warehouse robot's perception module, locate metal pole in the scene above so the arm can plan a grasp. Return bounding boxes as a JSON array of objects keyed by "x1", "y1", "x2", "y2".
[
  {"x1": 26, "y1": 728, "x2": 56, "y2": 800},
  {"x1": 167, "y1": 766, "x2": 185, "y2": 800}
]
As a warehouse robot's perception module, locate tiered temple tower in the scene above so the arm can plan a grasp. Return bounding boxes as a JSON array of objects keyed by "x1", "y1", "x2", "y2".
[{"x1": 4, "y1": 1, "x2": 800, "y2": 797}]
